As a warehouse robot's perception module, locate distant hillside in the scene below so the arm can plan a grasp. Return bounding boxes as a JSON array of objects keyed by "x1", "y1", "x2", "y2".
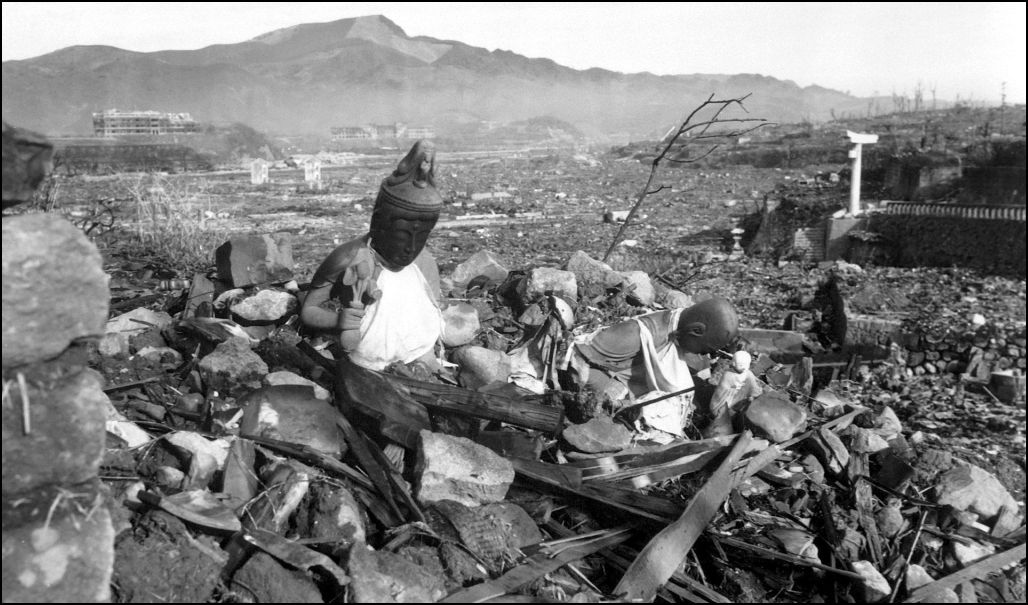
[{"x1": 3, "y1": 14, "x2": 881, "y2": 139}]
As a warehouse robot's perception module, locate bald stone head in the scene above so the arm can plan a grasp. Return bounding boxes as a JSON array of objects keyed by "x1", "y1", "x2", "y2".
[{"x1": 674, "y1": 297, "x2": 739, "y2": 355}]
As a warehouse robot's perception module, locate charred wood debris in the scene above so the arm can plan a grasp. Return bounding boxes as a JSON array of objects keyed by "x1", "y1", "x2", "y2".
[{"x1": 97, "y1": 249, "x2": 1025, "y2": 604}]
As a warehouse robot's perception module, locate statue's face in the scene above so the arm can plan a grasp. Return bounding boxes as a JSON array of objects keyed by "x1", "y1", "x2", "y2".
[{"x1": 372, "y1": 217, "x2": 434, "y2": 269}]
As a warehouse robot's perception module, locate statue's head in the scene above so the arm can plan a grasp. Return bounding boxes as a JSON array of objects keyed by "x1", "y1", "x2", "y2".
[
  {"x1": 674, "y1": 297, "x2": 740, "y2": 355},
  {"x1": 369, "y1": 140, "x2": 443, "y2": 269}
]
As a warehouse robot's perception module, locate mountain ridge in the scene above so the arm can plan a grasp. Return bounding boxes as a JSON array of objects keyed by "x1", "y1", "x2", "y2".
[{"x1": 2, "y1": 14, "x2": 877, "y2": 139}]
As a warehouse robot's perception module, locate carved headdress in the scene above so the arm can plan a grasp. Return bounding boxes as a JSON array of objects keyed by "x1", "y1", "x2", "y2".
[{"x1": 370, "y1": 140, "x2": 443, "y2": 231}]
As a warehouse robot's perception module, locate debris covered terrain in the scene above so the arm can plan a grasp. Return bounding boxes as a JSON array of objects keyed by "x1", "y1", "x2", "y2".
[{"x1": 4, "y1": 122, "x2": 1026, "y2": 603}]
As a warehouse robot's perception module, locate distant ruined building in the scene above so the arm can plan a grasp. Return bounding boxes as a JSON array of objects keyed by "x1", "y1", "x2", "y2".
[
  {"x1": 330, "y1": 122, "x2": 435, "y2": 142},
  {"x1": 92, "y1": 109, "x2": 199, "y2": 137}
]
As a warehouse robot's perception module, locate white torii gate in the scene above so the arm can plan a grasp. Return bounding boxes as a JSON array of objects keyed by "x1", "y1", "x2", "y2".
[{"x1": 846, "y1": 130, "x2": 878, "y2": 215}]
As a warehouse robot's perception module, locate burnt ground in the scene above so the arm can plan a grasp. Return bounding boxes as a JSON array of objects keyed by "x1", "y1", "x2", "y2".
[{"x1": 46, "y1": 147, "x2": 1027, "y2": 601}]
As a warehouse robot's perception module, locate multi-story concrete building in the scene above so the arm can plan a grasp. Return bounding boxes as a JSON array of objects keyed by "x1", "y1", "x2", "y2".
[
  {"x1": 330, "y1": 122, "x2": 435, "y2": 142},
  {"x1": 92, "y1": 110, "x2": 199, "y2": 136}
]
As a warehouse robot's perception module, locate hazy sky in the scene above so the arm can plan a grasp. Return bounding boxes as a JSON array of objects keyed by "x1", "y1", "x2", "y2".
[{"x1": 2, "y1": 2, "x2": 1025, "y2": 104}]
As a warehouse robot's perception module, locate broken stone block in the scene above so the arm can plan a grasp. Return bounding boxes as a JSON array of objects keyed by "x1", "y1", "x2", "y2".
[
  {"x1": 233, "y1": 552, "x2": 324, "y2": 603},
  {"x1": 164, "y1": 431, "x2": 231, "y2": 490},
  {"x1": 654, "y1": 282, "x2": 694, "y2": 310},
  {"x1": 301, "y1": 483, "x2": 366, "y2": 547},
  {"x1": 905, "y1": 564, "x2": 934, "y2": 590},
  {"x1": 347, "y1": 543, "x2": 447, "y2": 603},
  {"x1": 851, "y1": 560, "x2": 891, "y2": 603},
  {"x1": 98, "y1": 307, "x2": 174, "y2": 358},
  {"x1": 872, "y1": 406, "x2": 903, "y2": 440},
  {"x1": 2, "y1": 214, "x2": 109, "y2": 367},
  {"x1": 563, "y1": 416, "x2": 633, "y2": 454},
  {"x1": 453, "y1": 346, "x2": 512, "y2": 390},
  {"x1": 876, "y1": 499, "x2": 905, "y2": 538},
  {"x1": 517, "y1": 267, "x2": 578, "y2": 304},
  {"x1": 135, "y1": 346, "x2": 183, "y2": 366},
  {"x1": 441, "y1": 302, "x2": 480, "y2": 347},
  {"x1": 620, "y1": 270, "x2": 655, "y2": 306},
  {"x1": 565, "y1": 250, "x2": 623, "y2": 289},
  {"x1": 874, "y1": 450, "x2": 915, "y2": 490},
  {"x1": 806, "y1": 427, "x2": 850, "y2": 476},
  {"x1": 215, "y1": 233, "x2": 294, "y2": 288},
  {"x1": 1, "y1": 486, "x2": 114, "y2": 603},
  {"x1": 934, "y1": 462, "x2": 1020, "y2": 521},
  {"x1": 743, "y1": 391, "x2": 807, "y2": 443},
  {"x1": 450, "y1": 249, "x2": 509, "y2": 287},
  {"x1": 263, "y1": 370, "x2": 331, "y2": 400},
  {"x1": 947, "y1": 539, "x2": 996, "y2": 567},
  {"x1": 229, "y1": 289, "x2": 297, "y2": 323},
  {"x1": 800, "y1": 454, "x2": 825, "y2": 484},
  {"x1": 848, "y1": 426, "x2": 891, "y2": 454},
  {"x1": 198, "y1": 336, "x2": 268, "y2": 398},
  {"x1": 2, "y1": 368, "x2": 107, "y2": 494},
  {"x1": 416, "y1": 430, "x2": 515, "y2": 507},
  {"x1": 239, "y1": 385, "x2": 344, "y2": 457}
]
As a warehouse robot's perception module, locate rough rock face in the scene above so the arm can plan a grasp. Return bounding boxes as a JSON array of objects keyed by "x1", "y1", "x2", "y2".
[
  {"x1": 215, "y1": 233, "x2": 295, "y2": 288},
  {"x1": 415, "y1": 430, "x2": 515, "y2": 507},
  {"x1": 198, "y1": 336, "x2": 269, "y2": 397},
  {"x1": 2, "y1": 214, "x2": 109, "y2": 367},
  {"x1": 2, "y1": 123, "x2": 114, "y2": 602}
]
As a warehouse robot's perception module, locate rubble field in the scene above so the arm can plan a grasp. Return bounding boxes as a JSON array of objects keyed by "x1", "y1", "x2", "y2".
[{"x1": 26, "y1": 149, "x2": 1028, "y2": 603}]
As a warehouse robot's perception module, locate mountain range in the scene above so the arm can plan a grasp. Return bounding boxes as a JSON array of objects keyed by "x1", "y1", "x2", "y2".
[{"x1": 2, "y1": 15, "x2": 879, "y2": 140}]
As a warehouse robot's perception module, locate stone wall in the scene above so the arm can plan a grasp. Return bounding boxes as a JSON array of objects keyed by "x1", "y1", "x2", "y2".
[
  {"x1": 867, "y1": 213, "x2": 1027, "y2": 277},
  {"x1": 1, "y1": 122, "x2": 114, "y2": 602}
]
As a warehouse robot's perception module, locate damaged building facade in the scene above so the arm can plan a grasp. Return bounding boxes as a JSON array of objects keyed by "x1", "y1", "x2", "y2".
[{"x1": 92, "y1": 109, "x2": 199, "y2": 137}]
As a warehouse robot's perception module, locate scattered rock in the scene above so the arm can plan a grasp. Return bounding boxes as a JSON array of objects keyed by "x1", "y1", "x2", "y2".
[
  {"x1": 239, "y1": 385, "x2": 345, "y2": 457},
  {"x1": 743, "y1": 391, "x2": 807, "y2": 442},
  {"x1": 415, "y1": 430, "x2": 515, "y2": 507},
  {"x1": 98, "y1": 307, "x2": 173, "y2": 358},
  {"x1": 441, "y1": 303, "x2": 481, "y2": 347},
  {"x1": 263, "y1": 370, "x2": 331, "y2": 400},
  {"x1": 934, "y1": 462, "x2": 1021, "y2": 521},
  {"x1": 198, "y1": 336, "x2": 269, "y2": 398},
  {"x1": 563, "y1": 416, "x2": 633, "y2": 454},
  {"x1": 450, "y1": 249, "x2": 509, "y2": 287},
  {"x1": 232, "y1": 552, "x2": 324, "y2": 603},
  {"x1": 517, "y1": 267, "x2": 578, "y2": 304},
  {"x1": 453, "y1": 346, "x2": 513, "y2": 390},
  {"x1": 619, "y1": 270, "x2": 655, "y2": 306},
  {"x1": 347, "y1": 543, "x2": 447, "y2": 603},
  {"x1": 851, "y1": 560, "x2": 891, "y2": 602},
  {"x1": 566, "y1": 250, "x2": 623, "y2": 289},
  {"x1": 164, "y1": 431, "x2": 231, "y2": 489},
  {"x1": 229, "y1": 289, "x2": 297, "y2": 323},
  {"x1": 215, "y1": 233, "x2": 294, "y2": 288}
]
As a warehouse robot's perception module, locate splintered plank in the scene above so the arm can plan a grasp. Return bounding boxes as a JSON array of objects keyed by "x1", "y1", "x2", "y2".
[
  {"x1": 614, "y1": 431, "x2": 753, "y2": 602},
  {"x1": 387, "y1": 373, "x2": 564, "y2": 435}
]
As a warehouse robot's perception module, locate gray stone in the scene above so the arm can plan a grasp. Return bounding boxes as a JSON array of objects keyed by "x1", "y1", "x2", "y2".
[
  {"x1": 743, "y1": 391, "x2": 807, "y2": 443},
  {"x1": 2, "y1": 488, "x2": 114, "y2": 603},
  {"x1": 935, "y1": 462, "x2": 1020, "y2": 521},
  {"x1": 851, "y1": 560, "x2": 891, "y2": 603},
  {"x1": 453, "y1": 346, "x2": 512, "y2": 390},
  {"x1": 348, "y1": 543, "x2": 447, "y2": 603},
  {"x1": 164, "y1": 431, "x2": 232, "y2": 489},
  {"x1": 2, "y1": 368, "x2": 108, "y2": 495},
  {"x1": 2, "y1": 214, "x2": 108, "y2": 367},
  {"x1": 98, "y1": 307, "x2": 173, "y2": 358},
  {"x1": 654, "y1": 283, "x2": 695, "y2": 310},
  {"x1": 876, "y1": 499, "x2": 905, "y2": 538},
  {"x1": 849, "y1": 426, "x2": 891, "y2": 454},
  {"x1": 239, "y1": 385, "x2": 344, "y2": 457},
  {"x1": 905, "y1": 564, "x2": 934, "y2": 590},
  {"x1": 450, "y1": 249, "x2": 509, "y2": 287},
  {"x1": 416, "y1": 430, "x2": 514, "y2": 507},
  {"x1": 807, "y1": 427, "x2": 850, "y2": 475},
  {"x1": 264, "y1": 370, "x2": 331, "y2": 400},
  {"x1": 229, "y1": 289, "x2": 297, "y2": 323},
  {"x1": 441, "y1": 303, "x2": 480, "y2": 347},
  {"x1": 518, "y1": 267, "x2": 578, "y2": 304},
  {"x1": 872, "y1": 406, "x2": 903, "y2": 440},
  {"x1": 565, "y1": 250, "x2": 623, "y2": 289},
  {"x1": 233, "y1": 552, "x2": 324, "y2": 604},
  {"x1": 135, "y1": 346, "x2": 183, "y2": 366},
  {"x1": 215, "y1": 233, "x2": 294, "y2": 288},
  {"x1": 304, "y1": 484, "x2": 366, "y2": 546},
  {"x1": 198, "y1": 336, "x2": 268, "y2": 398},
  {"x1": 947, "y1": 539, "x2": 996, "y2": 567},
  {"x1": 2, "y1": 121, "x2": 53, "y2": 207},
  {"x1": 620, "y1": 270, "x2": 656, "y2": 306},
  {"x1": 563, "y1": 416, "x2": 633, "y2": 454}
]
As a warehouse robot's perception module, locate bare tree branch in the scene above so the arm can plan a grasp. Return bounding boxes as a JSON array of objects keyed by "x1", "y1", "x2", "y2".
[{"x1": 602, "y1": 94, "x2": 770, "y2": 262}]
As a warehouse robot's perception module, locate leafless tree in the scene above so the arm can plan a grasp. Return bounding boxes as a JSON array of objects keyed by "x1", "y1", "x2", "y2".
[{"x1": 602, "y1": 94, "x2": 770, "y2": 262}]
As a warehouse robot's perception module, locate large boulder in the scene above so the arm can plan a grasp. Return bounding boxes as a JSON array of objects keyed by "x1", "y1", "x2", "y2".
[{"x1": 2, "y1": 214, "x2": 109, "y2": 367}]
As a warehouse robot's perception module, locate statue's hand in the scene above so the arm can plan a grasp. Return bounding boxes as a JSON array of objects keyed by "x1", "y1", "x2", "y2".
[
  {"x1": 342, "y1": 246, "x2": 380, "y2": 306},
  {"x1": 338, "y1": 305, "x2": 366, "y2": 352}
]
